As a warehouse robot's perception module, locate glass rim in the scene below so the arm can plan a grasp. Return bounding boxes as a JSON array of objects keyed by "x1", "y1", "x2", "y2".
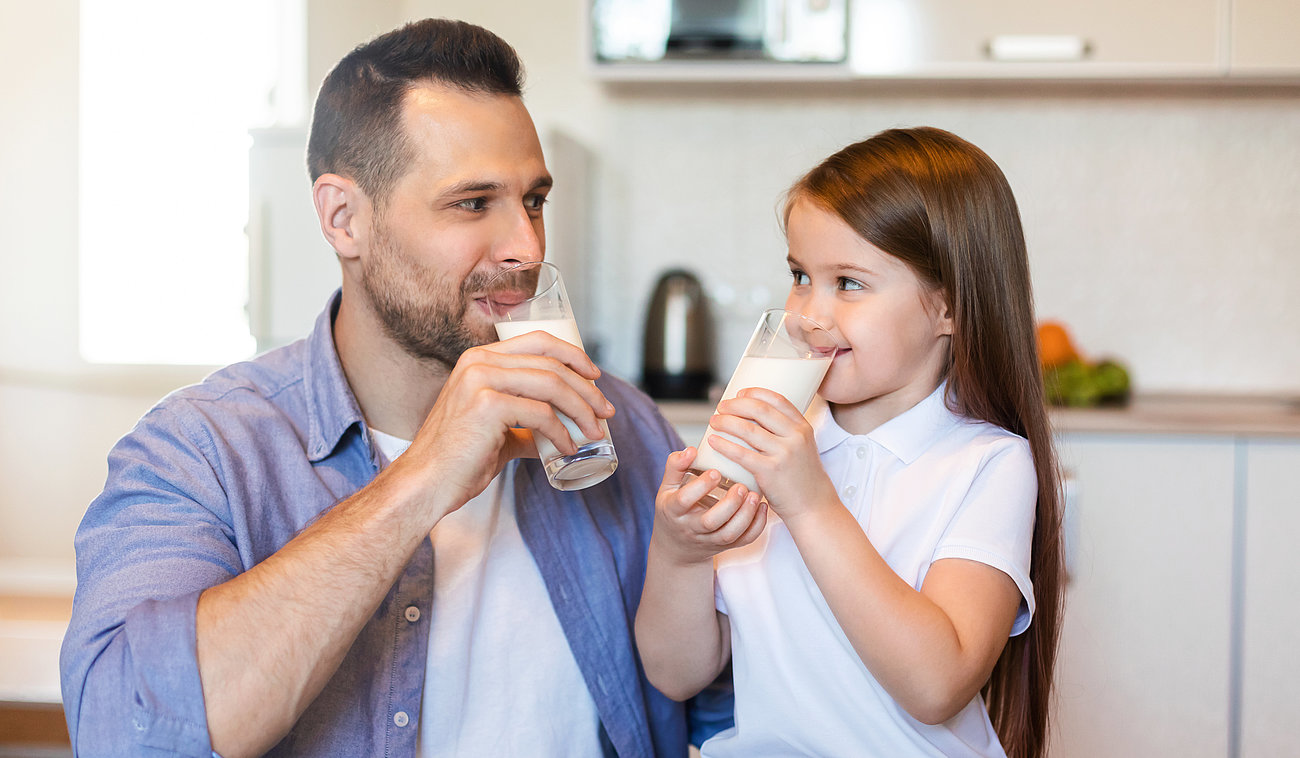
[
  {"x1": 759, "y1": 306, "x2": 832, "y2": 335},
  {"x1": 484, "y1": 260, "x2": 564, "y2": 318}
]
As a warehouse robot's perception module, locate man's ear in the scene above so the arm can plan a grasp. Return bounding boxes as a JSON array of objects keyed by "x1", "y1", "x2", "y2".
[{"x1": 312, "y1": 173, "x2": 368, "y2": 261}]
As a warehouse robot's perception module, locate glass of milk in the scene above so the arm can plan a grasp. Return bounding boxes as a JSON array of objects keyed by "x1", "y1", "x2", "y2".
[
  {"x1": 487, "y1": 261, "x2": 618, "y2": 491},
  {"x1": 687, "y1": 308, "x2": 835, "y2": 505}
]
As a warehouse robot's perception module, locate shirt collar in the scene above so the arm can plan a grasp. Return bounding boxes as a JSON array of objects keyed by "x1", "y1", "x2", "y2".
[
  {"x1": 812, "y1": 382, "x2": 959, "y2": 465},
  {"x1": 302, "y1": 289, "x2": 368, "y2": 462}
]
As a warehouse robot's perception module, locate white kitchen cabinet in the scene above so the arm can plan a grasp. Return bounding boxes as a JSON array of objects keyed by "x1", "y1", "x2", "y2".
[
  {"x1": 1230, "y1": 0, "x2": 1300, "y2": 74},
  {"x1": 1048, "y1": 433, "x2": 1235, "y2": 758},
  {"x1": 1239, "y1": 440, "x2": 1300, "y2": 757},
  {"x1": 849, "y1": 0, "x2": 1223, "y2": 78}
]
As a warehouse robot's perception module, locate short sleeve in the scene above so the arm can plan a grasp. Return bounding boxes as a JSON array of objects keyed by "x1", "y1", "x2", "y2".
[{"x1": 932, "y1": 437, "x2": 1038, "y2": 636}]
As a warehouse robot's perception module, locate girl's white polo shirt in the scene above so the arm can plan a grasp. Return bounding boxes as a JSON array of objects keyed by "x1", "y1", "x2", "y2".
[{"x1": 704, "y1": 384, "x2": 1037, "y2": 758}]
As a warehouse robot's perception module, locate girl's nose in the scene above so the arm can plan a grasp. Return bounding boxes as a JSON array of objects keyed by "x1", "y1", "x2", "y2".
[{"x1": 788, "y1": 295, "x2": 832, "y2": 333}]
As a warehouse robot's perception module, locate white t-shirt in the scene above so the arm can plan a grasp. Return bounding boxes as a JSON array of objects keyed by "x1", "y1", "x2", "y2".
[
  {"x1": 368, "y1": 430, "x2": 603, "y2": 758},
  {"x1": 703, "y1": 385, "x2": 1037, "y2": 758}
]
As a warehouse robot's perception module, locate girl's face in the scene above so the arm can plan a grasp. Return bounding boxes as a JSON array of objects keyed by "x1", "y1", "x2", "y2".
[{"x1": 784, "y1": 198, "x2": 953, "y2": 435}]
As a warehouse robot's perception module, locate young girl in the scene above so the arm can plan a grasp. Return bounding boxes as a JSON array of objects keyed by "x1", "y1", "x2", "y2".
[{"x1": 635, "y1": 127, "x2": 1064, "y2": 758}]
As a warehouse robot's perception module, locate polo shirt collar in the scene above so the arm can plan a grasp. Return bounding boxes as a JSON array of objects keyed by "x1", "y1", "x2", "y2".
[
  {"x1": 302, "y1": 289, "x2": 368, "y2": 462},
  {"x1": 812, "y1": 382, "x2": 959, "y2": 465}
]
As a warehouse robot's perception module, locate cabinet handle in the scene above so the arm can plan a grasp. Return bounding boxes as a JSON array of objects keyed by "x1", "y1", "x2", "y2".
[{"x1": 984, "y1": 35, "x2": 1092, "y2": 62}]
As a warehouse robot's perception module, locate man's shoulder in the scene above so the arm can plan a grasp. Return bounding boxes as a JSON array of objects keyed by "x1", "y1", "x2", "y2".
[
  {"x1": 139, "y1": 340, "x2": 312, "y2": 443},
  {"x1": 163, "y1": 340, "x2": 307, "y2": 406}
]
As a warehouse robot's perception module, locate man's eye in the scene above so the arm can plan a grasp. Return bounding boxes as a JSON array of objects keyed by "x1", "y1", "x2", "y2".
[
  {"x1": 525, "y1": 194, "x2": 548, "y2": 212},
  {"x1": 457, "y1": 197, "x2": 487, "y2": 211}
]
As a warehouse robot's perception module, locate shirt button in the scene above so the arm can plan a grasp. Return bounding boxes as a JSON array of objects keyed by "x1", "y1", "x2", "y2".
[
  {"x1": 404, "y1": 606, "x2": 420, "y2": 622},
  {"x1": 856, "y1": 446, "x2": 867, "y2": 459},
  {"x1": 394, "y1": 711, "x2": 410, "y2": 727},
  {"x1": 843, "y1": 485, "x2": 857, "y2": 499}
]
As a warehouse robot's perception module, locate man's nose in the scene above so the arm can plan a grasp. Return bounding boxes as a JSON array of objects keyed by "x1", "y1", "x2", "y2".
[{"x1": 494, "y1": 208, "x2": 544, "y2": 265}]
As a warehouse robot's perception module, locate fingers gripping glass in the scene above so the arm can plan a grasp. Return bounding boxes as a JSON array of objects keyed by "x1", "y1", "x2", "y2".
[
  {"x1": 486, "y1": 262, "x2": 618, "y2": 491},
  {"x1": 686, "y1": 308, "x2": 835, "y2": 506}
]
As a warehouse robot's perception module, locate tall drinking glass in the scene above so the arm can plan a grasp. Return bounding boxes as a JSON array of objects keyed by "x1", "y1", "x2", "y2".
[
  {"x1": 487, "y1": 261, "x2": 618, "y2": 491},
  {"x1": 687, "y1": 308, "x2": 835, "y2": 505}
]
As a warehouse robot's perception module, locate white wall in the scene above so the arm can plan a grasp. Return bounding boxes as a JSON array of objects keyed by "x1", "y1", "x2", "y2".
[{"x1": 2, "y1": 0, "x2": 1298, "y2": 570}]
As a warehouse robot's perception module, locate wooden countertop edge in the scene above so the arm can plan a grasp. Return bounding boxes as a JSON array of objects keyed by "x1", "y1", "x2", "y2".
[{"x1": 655, "y1": 394, "x2": 1300, "y2": 438}]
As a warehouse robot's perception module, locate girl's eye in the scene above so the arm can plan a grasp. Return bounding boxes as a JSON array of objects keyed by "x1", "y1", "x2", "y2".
[
  {"x1": 457, "y1": 197, "x2": 488, "y2": 212},
  {"x1": 839, "y1": 277, "x2": 864, "y2": 291},
  {"x1": 790, "y1": 269, "x2": 810, "y2": 286}
]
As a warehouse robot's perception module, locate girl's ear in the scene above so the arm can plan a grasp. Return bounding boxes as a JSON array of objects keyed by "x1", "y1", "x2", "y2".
[{"x1": 927, "y1": 288, "x2": 955, "y2": 337}]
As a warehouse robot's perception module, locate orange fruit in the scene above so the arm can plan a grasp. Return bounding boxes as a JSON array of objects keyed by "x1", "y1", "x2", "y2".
[{"x1": 1037, "y1": 321, "x2": 1079, "y2": 369}]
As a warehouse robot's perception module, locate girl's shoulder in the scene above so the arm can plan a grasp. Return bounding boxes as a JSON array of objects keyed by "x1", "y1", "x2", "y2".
[{"x1": 943, "y1": 411, "x2": 1034, "y2": 467}]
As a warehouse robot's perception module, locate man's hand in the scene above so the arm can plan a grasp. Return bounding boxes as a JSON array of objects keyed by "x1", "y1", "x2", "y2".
[{"x1": 394, "y1": 329, "x2": 615, "y2": 521}]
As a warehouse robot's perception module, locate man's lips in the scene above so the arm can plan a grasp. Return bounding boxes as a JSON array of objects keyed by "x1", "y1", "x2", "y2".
[{"x1": 472, "y1": 292, "x2": 530, "y2": 315}]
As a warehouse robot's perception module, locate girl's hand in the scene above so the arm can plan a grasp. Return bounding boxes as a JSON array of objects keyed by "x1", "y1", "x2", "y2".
[
  {"x1": 706, "y1": 387, "x2": 838, "y2": 520},
  {"x1": 651, "y1": 447, "x2": 768, "y2": 566}
]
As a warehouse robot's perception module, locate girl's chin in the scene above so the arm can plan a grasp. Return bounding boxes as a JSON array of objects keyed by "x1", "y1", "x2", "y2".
[{"x1": 818, "y1": 372, "x2": 861, "y2": 406}]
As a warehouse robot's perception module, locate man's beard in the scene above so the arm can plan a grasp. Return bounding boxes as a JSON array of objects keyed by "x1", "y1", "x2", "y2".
[{"x1": 359, "y1": 221, "x2": 499, "y2": 369}]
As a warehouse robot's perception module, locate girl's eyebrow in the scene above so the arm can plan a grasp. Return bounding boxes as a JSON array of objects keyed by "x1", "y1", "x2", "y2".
[
  {"x1": 787, "y1": 255, "x2": 877, "y2": 277},
  {"x1": 838, "y1": 262, "x2": 878, "y2": 277}
]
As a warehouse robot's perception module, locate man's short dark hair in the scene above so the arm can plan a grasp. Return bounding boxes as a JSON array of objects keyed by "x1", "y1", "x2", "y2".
[{"x1": 307, "y1": 18, "x2": 525, "y2": 207}]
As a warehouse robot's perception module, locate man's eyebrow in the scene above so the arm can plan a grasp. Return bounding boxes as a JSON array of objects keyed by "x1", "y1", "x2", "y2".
[
  {"x1": 439, "y1": 175, "x2": 554, "y2": 197},
  {"x1": 441, "y1": 179, "x2": 505, "y2": 196}
]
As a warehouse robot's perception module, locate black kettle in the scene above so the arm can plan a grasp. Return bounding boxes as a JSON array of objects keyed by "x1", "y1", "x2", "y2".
[{"x1": 642, "y1": 269, "x2": 714, "y2": 400}]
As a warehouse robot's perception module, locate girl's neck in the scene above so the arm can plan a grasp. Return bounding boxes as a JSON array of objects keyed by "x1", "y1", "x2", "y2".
[{"x1": 828, "y1": 378, "x2": 944, "y2": 437}]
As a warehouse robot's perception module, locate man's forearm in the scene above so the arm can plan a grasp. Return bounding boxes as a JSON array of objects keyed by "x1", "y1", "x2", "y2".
[{"x1": 197, "y1": 464, "x2": 447, "y2": 758}]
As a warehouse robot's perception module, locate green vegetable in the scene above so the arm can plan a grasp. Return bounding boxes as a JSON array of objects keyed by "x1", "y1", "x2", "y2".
[{"x1": 1043, "y1": 358, "x2": 1130, "y2": 407}]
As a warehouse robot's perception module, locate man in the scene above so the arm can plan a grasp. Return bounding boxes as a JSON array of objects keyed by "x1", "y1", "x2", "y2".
[{"x1": 60, "y1": 18, "x2": 731, "y2": 757}]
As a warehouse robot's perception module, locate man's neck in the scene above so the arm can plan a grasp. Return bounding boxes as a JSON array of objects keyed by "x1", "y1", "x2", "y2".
[{"x1": 332, "y1": 290, "x2": 450, "y2": 441}]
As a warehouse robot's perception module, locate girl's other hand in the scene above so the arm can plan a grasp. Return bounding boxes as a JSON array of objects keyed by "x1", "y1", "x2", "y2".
[
  {"x1": 706, "y1": 387, "x2": 838, "y2": 521},
  {"x1": 651, "y1": 447, "x2": 768, "y2": 566}
]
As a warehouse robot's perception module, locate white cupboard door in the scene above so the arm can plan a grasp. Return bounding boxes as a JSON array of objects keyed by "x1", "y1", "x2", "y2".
[
  {"x1": 850, "y1": 0, "x2": 1223, "y2": 77},
  {"x1": 1230, "y1": 0, "x2": 1300, "y2": 74},
  {"x1": 1240, "y1": 440, "x2": 1300, "y2": 757},
  {"x1": 1048, "y1": 434, "x2": 1234, "y2": 758}
]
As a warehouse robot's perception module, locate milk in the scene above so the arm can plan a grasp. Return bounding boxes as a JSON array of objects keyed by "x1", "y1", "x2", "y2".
[
  {"x1": 494, "y1": 317, "x2": 612, "y2": 472},
  {"x1": 494, "y1": 317, "x2": 584, "y2": 349},
  {"x1": 692, "y1": 355, "x2": 832, "y2": 491}
]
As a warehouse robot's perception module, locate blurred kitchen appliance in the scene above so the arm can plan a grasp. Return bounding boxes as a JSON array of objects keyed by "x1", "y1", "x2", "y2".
[
  {"x1": 593, "y1": 0, "x2": 847, "y2": 63},
  {"x1": 642, "y1": 269, "x2": 715, "y2": 400}
]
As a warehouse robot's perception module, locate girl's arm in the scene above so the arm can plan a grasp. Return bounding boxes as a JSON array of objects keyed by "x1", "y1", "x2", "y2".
[
  {"x1": 708, "y1": 389, "x2": 1021, "y2": 724},
  {"x1": 783, "y1": 505, "x2": 1020, "y2": 724},
  {"x1": 634, "y1": 448, "x2": 766, "y2": 701}
]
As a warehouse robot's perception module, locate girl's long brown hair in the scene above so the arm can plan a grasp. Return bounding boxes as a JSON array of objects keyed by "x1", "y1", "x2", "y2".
[{"x1": 787, "y1": 127, "x2": 1065, "y2": 758}]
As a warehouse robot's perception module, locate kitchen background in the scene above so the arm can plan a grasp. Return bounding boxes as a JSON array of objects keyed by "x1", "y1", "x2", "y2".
[{"x1": 2, "y1": 0, "x2": 1298, "y2": 755}]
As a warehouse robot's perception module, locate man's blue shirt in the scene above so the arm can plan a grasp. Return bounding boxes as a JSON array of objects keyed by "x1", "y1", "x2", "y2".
[{"x1": 60, "y1": 292, "x2": 732, "y2": 756}]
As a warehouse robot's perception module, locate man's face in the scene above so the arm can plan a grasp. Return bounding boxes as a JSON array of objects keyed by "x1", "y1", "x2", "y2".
[{"x1": 358, "y1": 84, "x2": 551, "y2": 368}]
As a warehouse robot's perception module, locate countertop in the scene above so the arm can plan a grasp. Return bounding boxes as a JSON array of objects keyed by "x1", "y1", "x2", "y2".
[{"x1": 657, "y1": 393, "x2": 1300, "y2": 438}]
